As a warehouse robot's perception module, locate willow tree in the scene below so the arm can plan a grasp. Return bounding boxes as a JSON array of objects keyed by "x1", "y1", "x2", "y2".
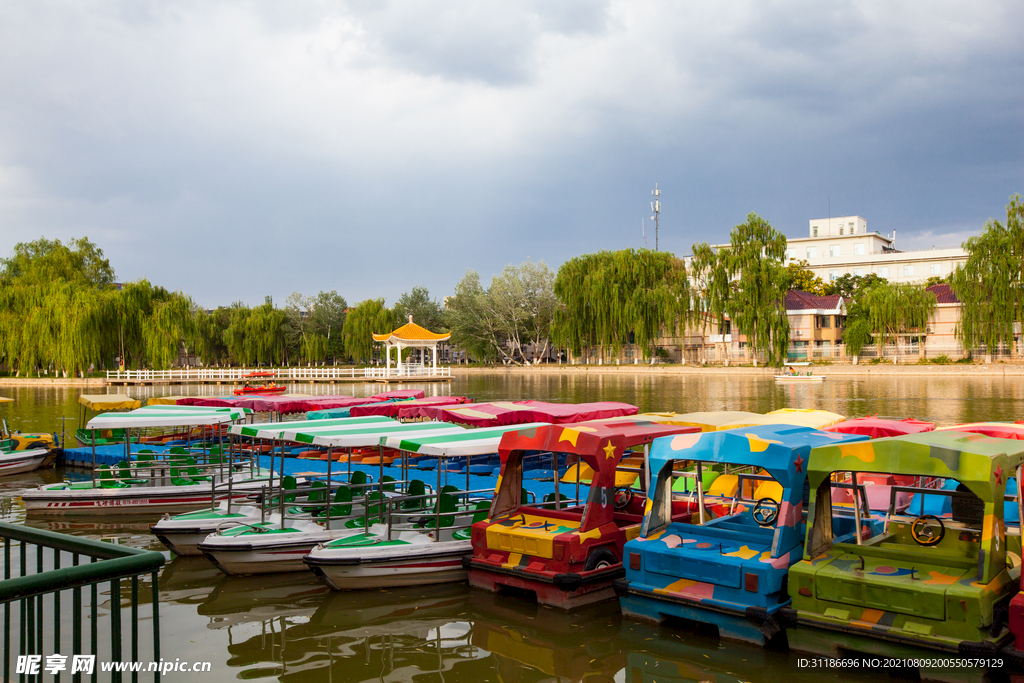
[
  {"x1": 343, "y1": 299, "x2": 395, "y2": 364},
  {"x1": 446, "y1": 271, "x2": 501, "y2": 363},
  {"x1": 861, "y1": 281, "x2": 937, "y2": 361},
  {"x1": 554, "y1": 249, "x2": 690, "y2": 362},
  {"x1": 688, "y1": 243, "x2": 731, "y2": 364},
  {"x1": 952, "y1": 194, "x2": 1024, "y2": 361},
  {"x1": 723, "y1": 213, "x2": 790, "y2": 367}
]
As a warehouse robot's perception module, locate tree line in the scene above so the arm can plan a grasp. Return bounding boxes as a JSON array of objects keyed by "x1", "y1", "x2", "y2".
[{"x1": 1, "y1": 195, "x2": 1018, "y2": 374}]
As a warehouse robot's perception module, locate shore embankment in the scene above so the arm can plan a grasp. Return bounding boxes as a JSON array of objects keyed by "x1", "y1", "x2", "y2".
[
  {"x1": 0, "y1": 377, "x2": 106, "y2": 387},
  {"x1": 451, "y1": 363, "x2": 1024, "y2": 377}
]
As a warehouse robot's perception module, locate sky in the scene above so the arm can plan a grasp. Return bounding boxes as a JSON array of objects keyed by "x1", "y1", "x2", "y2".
[{"x1": 0, "y1": 1, "x2": 1021, "y2": 309}]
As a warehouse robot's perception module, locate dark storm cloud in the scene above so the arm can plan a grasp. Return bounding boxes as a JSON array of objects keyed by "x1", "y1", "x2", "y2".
[{"x1": 0, "y1": 1, "x2": 1020, "y2": 307}]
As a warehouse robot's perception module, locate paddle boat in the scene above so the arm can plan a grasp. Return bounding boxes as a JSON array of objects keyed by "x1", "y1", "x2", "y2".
[
  {"x1": 614, "y1": 424, "x2": 870, "y2": 645},
  {"x1": 74, "y1": 393, "x2": 142, "y2": 446},
  {"x1": 23, "y1": 405, "x2": 268, "y2": 515},
  {"x1": 464, "y1": 419, "x2": 702, "y2": 609},
  {"x1": 780, "y1": 431, "x2": 1024, "y2": 666},
  {"x1": 0, "y1": 396, "x2": 58, "y2": 465},
  {"x1": 304, "y1": 423, "x2": 547, "y2": 589},
  {"x1": 233, "y1": 382, "x2": 287, "y2": 396},
  {"x1": 774, "y1": 362, "x2": 825, "y2": 382},
  {"x1": 198, "y1": 420, "x2": 468, "y2": 575}
]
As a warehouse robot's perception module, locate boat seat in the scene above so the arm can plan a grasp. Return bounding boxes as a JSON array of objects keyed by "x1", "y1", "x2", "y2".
[
  {"x1": 345, "y1": 492, "x2": 386, "y2": 528},
  {"x1": 318, "y1": 485, "x2": 353, "y2": 519},
  {"x1": 116, "y1": 460, "x2": 148, "y2": 486},
  {"x1": 561, "y1": 462, "x2": 595, "y2": 484},
  {"x1": 706, "y1": 474, "x2": 739, "y2": 497},
  {"x1": 753, "y1": 480, "x2": 784, "y2": 502},
  {"x1": 270, "y1": 476, "x2": 299, "y2": 505},
  {"x1": 541, "y1": 492, "x2": 569, "y2": 510},
  {"x1": 421, "y1": 493, "x2": 458, "y2": 529},
  {"x1": 401, "y1": 479, "x2": 427, "y2": 510},
  {"x1": 672, "y1": 470, "x2": 720, "y2": 493},
  {"x1": 453, "y1": 501, "x2": 491, "y2": 540},
  {"x1": 95, "y1": 466, "x2": 129, "y2": 489}
]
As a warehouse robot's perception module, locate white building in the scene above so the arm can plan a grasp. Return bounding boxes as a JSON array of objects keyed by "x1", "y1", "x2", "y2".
[{"x1": 784, "y1": 215, "x2": 967, "y2": 284}]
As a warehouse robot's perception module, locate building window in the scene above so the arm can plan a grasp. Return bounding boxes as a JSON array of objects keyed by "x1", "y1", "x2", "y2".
[
  {"x1": 854, "y1": 243, "x2": 865, "y2": 256},
  {"x1": 904, "y1": 265, "x2": 915, "y2": 277},
  {"x1": 817, "y1": 315, "x2": 831, "y2": 329},
  {"x1": 853, "y1": 268, "x2": 864, "y2": 277},
  {"x1": 840, "y1": 227, "x2": 844, "y2": 235},
  {"x1": 806, "y1": 247, "x2": 817, "y2": 259},
  {"x1": 813, "y1": 226, "x2": 818, "y2": 237},
  {"x1": 829, "y1": 245, "x2": 840, "y2": 258},
  {"x1": 786, "y1": 248, "x2": 796, "y2": 260},
  {"x1": 878, "y1": 266, "x2": 889, "y2": 278},
  {"x1": 829, "y1": 270, "x2": 839, "y2": 281},
  {"x1": 930, "y1": 263, "x2": 941, "y2": 275}
]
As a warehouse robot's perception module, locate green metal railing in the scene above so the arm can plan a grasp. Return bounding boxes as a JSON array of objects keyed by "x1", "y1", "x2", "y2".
[{"x1": 1, "y1": 522, "x2": 165, "y2": 682}]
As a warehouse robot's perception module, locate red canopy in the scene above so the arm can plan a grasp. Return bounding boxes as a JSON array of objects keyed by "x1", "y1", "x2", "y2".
[
  {"x1": 436, "y1": 400, "x2": 638, "y2": 428},
  {"x1": 370, "y1": 389, "x2": 425, "y2": 401},
  {"x1": 937, "y1": 422, "x2": 1024, "y2": 440},
  {"x1": 293, "y1": 395, "x2": 386, "y2": 413},
  {"x1": 823, "y1": 416, "x2": 935, "y2": 439},
  {"x1": 348, "y1": 396, "x2": 469, "y2": 418}
]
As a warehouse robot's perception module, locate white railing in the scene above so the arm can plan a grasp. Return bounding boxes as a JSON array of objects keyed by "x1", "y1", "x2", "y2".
[{"x1": 107, "y1": 366, "x2": 452, "y2": 381}]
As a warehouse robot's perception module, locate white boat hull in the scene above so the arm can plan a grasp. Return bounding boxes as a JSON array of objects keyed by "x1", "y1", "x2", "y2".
[
  {"x1": 305, "y1": 536, "x2": 471, "y2": 590},
  {"x1": 199, "y1": 522, "x2": 363, "y2": 576},
  {"x1": 0, "y1": 448, "x2": 49, "y2": 477},
  {"x1": 151, "y1": 504, "x2": 263, "y2": 556},
  {"x1": 774, "y1": 375, "x2": 826, "y2": 382},
  {"x1": 22, "y1": 476, "x2": 269, "y2": 515}
]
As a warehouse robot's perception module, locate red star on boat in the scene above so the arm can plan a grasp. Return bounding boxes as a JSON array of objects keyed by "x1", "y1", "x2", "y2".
[
  {"x1": 794, "y1": 455, "x2": 804, "y2": 473},
  {"x1": 995, "y1": 464, "x2": 1004, "y2": 484}
]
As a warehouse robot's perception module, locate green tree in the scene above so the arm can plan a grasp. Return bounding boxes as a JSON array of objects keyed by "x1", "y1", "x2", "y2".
[
  {"x1": 688, "y1": 243, "x2": 731, "y2": 364},
  {"x1": 554, "y1": 250, "x2": 690, "y2": 363},
  {"x1": 787, "y1": 260, "x2": 827, "y2": 295},
  {"x1": 394, "y1": 286, "x2": 445, "y2": 332},
  {"x1": 860, "y1": 281, "x2": 936, "y2": 361},
  {"x1": 343, "y1": 299, "x2": 394, "y2": 364},
  {"x1": 724, "y1": 213, "x2": 790, "y2": 367},
  {"x1": 445, "y1": 271, "x2": 501, "y2": 363},
  {"x1": 951, "y1": 194, "x2": 1024, "y2": 361}
]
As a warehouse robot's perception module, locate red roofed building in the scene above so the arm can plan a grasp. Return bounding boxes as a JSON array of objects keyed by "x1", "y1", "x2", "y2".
[{"x1": 785, "y1": 290, "x2": 847, "y2": 360}]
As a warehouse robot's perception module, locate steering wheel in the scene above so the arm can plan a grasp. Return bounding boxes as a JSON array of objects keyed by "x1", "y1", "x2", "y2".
[
  {"x1": 613, "y1": 487, "x2": 634, "y2": 511},
  {"x1": 751, "y1": 498, "x2": 780, "y2": 527},
  {"x1": 911, "y1": 515, "x2": 945, "y2": 546}
]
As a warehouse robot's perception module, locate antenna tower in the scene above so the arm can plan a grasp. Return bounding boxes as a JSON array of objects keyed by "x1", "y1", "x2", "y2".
[{"x1": 650, "y1": 183, "x2": 661, "y2": 251}]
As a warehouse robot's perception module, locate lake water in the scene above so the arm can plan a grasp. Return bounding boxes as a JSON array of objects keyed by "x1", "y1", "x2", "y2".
[{"x1": 1, "y1": 373, "x2": 1019, "y2": 682}]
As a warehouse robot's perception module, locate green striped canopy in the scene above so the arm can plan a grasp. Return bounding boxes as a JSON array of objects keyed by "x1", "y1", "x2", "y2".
[
  {"x1": 291, "y1": 421, "x2": 466, "y2": 448},
  {"x1": 230, "y1": 415, "x2": 395, "y2": 439},
  {"x1": 85, "y1": 405, "x2": 252, "y2": 429}
]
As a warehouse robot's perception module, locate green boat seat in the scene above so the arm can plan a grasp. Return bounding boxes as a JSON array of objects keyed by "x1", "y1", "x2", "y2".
[
  {"x1": 381, "y1": 475, "x2": 396, "y2": 493},
  {"x1": 541, "y1": 492, "x2": 569, "y2": 510},
  {"x1": 95, "y1": 466, "x2": 130, "y2": 489},
  {"x1": 345, "y1": 491, "x2": 386, "y2": 528},
  {"x1": 270, "y1": 476, "x2": 298, "y2": 505},
  {"x1": 169, "y1": 447, "x2": 189, "y2": 455},
  {"x1": 452, "y1": 500, "x2": 490, "y2": 540},
  {"x1": 402, "y1": 479, "x2": 427, "y2": 510},
  {"x1": 421, "y1": 493, "x2": 458, "y2": 529},
  {"x1": 317, "y1": 485, "x2": 353, "y2": 519},
  {"x1": 184, "y1": 457, "x2": 213, "y2": 483},
  {"x1": 116, "y1": 460, "x2": 148, "y2": 486}
]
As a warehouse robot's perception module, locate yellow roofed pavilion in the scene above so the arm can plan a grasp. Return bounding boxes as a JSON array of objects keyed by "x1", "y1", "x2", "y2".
[{"x1": 373, "y1": 317, "x2": 450, "y2": 377}]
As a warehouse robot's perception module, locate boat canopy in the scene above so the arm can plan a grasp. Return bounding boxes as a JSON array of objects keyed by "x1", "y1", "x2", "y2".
[
  {"x1": 381, "y1": 422, "x2": 550, "y2": 457},
  {"x1": 85, "y1": 405, "x2": 251, "y2": 429},
  {"x1": 79, "y1": 394, "x2": 141, "y2": 411},
  {"x1": 350, "y1": 396, "x2": 470, "y2": 419},
  {"x1": 643, "y1": 425, "x2": 869, "y2": 550},
  {"x1": 653, "y1": 410, "x2": 764, "y2": 431},
  {"x1": 435, "y1": 400, "x2": 638, "y2": 427},
  {"x1": 823, "y1": 416, "x2": 935, "y2": 438},
  {"x1": 287, "y1": 420, "x2": 466, "y2": 448},
  {"x1": 229, "y1": 415, "x2": 395, "y2": 439},
  {"x1": 145, "y1": 395, "x2": 194, "y2": 406},
  {"x1": 490, "y1": 419, "x2": 699, "y2": 525},
  {"x1": 806, "y1": 430, "x2": 1024, "y2": 583},
  {"x1": 936, "y1": 422, "x2": 1024, "y2": 440},
  {"x1": 715, "y1": 409, "x2": 846, "y2": 431}
]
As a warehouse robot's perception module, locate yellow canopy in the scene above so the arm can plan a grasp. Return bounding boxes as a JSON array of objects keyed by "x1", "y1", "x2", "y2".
[
  {"x1": 716, "y1": 408, "x2": 845, "y2": 431},
  {"x1": 669, "y1": 410, "x2": 765, "y2": 431},
  {"x1": 146, "y1": 396, "x2": 192, "y2": 406},
  {"x1": 78, "y1": 394, "x2": 141, "y2": 411}
]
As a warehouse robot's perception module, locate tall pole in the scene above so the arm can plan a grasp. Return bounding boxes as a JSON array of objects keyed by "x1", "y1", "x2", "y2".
[{"x1": 650, "y1": 183, "x2": 661, "y2": 251}]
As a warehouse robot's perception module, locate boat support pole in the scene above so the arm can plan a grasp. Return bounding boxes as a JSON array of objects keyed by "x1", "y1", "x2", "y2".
[
  {"x1": 696, "y1": 462, "x2": 705, "y2": 525},
  {"x1": 554, "y1": 450, "x2": 560, "y2": 510},
  {"x1": 853, "y1": 472, "x2": 863, "y2": 546},
  {"x1": 226, "y1": 431, "x2": 233, "y2": 515},
  {"x1": 326, "y1": 446, "x2": 332, "y2": 530},
  {"x1": 90, "y1": 427, "x2": 97, "y2": 488}
]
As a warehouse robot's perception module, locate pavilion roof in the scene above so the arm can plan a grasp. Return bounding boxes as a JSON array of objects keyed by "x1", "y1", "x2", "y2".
[{"x1": 372, "y1": 321, "x2": 451, "y2": 343}]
